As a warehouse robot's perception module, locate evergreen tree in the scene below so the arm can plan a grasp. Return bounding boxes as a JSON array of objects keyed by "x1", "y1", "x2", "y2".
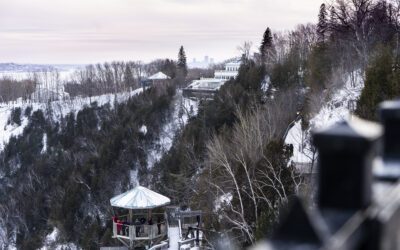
[
  {"x1": 356, "y1": 46, "x2": 400, "y2": 120},
  {"x1": 177, "y1": 46, "x2": 188, "y2": 77},
  {"x1": 161, "y1": 59, "x2": 177, "y2": 79},
  {"x1": 10, "y1": 107, "x2": 22, "y2": 126},
  {"x1": 317, "y1": 3, "x2": 328, "y2": 43},
  {"x1": 123, "y1": 64, "x2": 135, "y2": 89},
  {"x1": 260, "y1": 27, "x2": 273, "y2": 63},
  {"x1": 305, "y1": 42, "x2": 332, "y2": 91}
]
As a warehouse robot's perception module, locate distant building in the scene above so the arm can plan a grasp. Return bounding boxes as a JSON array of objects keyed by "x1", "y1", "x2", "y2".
[
  {"x1": 148, "y1": 72, "x2": 170, "y2": 81},
  {"x1": 182, "y1": 78, "x2": 225, "y2": 98},
  {"x1": 183, "y1": 58, "x2": 241, "y2": 98},
  {"x1": 142, "y1": 72, "x2": 171, "y2": 87},
  {"x1": 188, "y1": 56, "x2": 215, "y2": 69},
  {"x1": 214, "y1": 59, "x2": 240, "y2": 80}
]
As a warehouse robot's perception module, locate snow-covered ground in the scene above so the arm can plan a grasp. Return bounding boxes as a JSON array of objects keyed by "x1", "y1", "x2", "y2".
[
  {"x1": 146, "y1": 90, "x2": 199, "y2": 169},
  {"x1": 285, "y1": 71, "x2": 364, "y2": 168},
  {"x1": 39, "y1": 228, "x2": 79, "y2": 250},
  {"x1": 0, "y1": 87, "x2": 144, "y2": 151}
]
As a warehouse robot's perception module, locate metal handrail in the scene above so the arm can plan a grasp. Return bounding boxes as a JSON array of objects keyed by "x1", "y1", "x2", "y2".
[
  {"x1": 178, "y1": 238, "x2": 196, "y2": 249},
  {"x1": 148, "y1": 241, "x2": 168, "y2": 250}
]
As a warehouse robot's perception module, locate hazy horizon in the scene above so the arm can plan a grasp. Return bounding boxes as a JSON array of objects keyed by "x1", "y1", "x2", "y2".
[{"x1": 0, "y1": 0, "x2": 322, "y2": 64}]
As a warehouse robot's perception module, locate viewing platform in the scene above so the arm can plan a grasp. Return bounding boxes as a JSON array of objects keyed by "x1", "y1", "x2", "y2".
[{"x1": 110, "y1": 186, "x2": 171, "y2": 249}]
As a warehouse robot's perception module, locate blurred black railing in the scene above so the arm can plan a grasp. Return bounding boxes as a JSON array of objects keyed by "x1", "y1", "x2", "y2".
[{"x1": 255, "y1": 100, "x2": 400, "y2": 250}]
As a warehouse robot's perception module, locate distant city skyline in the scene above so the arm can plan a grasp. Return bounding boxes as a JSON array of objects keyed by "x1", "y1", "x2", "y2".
[
  {"x1": 191, "y1": 56, "x2": 214, "y2": 63},
  {"x1": 0, "y1": 0, "x2": 322, "y2": 64},
  {"x1": 188, "y1": 55, "x2": 215, "y2": 69}
]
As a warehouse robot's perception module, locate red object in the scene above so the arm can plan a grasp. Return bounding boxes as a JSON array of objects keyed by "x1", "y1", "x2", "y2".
[
  {"x1": 112, "y1": 216, "x2": 118, "y2": 223},
  {"x1": 116, "y1": 220, "x2": 122, "y2": 233}
]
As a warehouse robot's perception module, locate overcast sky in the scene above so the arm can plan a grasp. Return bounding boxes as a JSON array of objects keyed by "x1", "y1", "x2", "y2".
[{"x1": 0, "y1": 0, "x2": 322, "y2": 64}]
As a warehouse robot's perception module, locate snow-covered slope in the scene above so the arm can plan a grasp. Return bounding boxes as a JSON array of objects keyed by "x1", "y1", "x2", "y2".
[
  {"x1": 146, "y1": 90, "x2": 198, "y2": 169},
  {"x1": 0, "y1": 88, "x2": 144, "y2": 151},
  {"x1": 285, "y1": 71, "x2": 364, "y2": 167}
]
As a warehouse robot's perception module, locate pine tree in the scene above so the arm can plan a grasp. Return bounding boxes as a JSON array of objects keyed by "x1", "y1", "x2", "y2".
[
  {"x1": 317, "y1": 3, "x2": 328, "y2": 43},
  {"x1": 356, "y1": 46, "x2": 400, "y2": 120},
  {"x1": 177, "y1": 46, "x2": 188, "y2": 77},
  {"x1": 123, "y1": 64, "x2": 135, "y2": 89},
  {"x1": 305, "y1": 42, "x2": 332, "y2": 91},
  {"x1": 260, "y1": 27, "x2": 273, "y2": 63}
]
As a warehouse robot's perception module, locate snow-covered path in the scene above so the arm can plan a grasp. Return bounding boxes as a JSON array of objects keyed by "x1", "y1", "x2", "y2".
[{"x1": 285, "y1": 71, "x2": 364, "y2": 168}]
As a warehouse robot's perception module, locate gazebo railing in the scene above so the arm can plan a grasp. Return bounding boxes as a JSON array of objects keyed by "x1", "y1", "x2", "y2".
[{"x1": 112, "y1": 221, "x2": 167, "y2": 241}]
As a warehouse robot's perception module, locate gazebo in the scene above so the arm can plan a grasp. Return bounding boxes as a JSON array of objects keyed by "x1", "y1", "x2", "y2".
[{"x1": 110, "y1": 186, "x2": 171, "y2": 249}]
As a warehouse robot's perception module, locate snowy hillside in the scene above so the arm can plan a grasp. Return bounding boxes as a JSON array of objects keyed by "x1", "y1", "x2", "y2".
[
  {"x1": 146, "y1": 90, "x2": 198, "y2": 169},
  {"x1": 285, "y1": 71, "x2": 364, "y2": 168},
  {"x1": 0, "y1": 84, "x2": 198, "y2": 250},
  {"x1": 0, "y1": 87, "x2": 144, "y2": 151}
]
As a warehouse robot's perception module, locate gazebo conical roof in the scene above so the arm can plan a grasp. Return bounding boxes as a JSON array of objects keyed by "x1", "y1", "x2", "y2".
[
  {"x1": 148, "y1": 72, "x2": 170, "y2": 80},
  {"x1": 110, "y1": 186, "x2": 171, "y2": 210}
]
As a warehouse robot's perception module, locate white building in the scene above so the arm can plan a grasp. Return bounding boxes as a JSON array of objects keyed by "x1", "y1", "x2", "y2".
[
  {"x1": 214, "y1": 60, "x2": 241, "y2": 80},
  {"x1": 186, "y1": 78, "x2": 225, "y2": 90},
  {"x1": 183, "y1": 59, "x2": 241, "y2": 98}
]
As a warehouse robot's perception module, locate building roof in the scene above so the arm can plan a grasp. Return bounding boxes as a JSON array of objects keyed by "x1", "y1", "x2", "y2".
[
  {"x1": 110, "y1": 186, "x2": 171, "y2": 210},
  {"x1": 225, "y1": 61, "x2": 241, "y2": 66},
  {"x1": 148, "y1": 72, "x2": 170, "y2": 80},
  {"x1": 187, "y1": 78, "x2": 225, "y2": 90}
]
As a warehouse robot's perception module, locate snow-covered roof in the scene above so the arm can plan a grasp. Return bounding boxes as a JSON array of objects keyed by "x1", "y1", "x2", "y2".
[
  {"x1": 187, "y1": 78, "x2": 224, "y2": 90},
  {"x1": 225, "y1": 61, "x2": 241, "y2": 67},
  {"x1": 148, "y1": 72, "x2": 170, "y2": 80},
  {"x1": 110, "y1": 186, "x2": 171, "y2": 209}
]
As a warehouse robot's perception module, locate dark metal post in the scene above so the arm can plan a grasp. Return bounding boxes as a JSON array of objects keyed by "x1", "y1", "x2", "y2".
[
  {"x1": 375, "y1": 100, "x2": 400, "y2": 181},
  {"x1": 313, "y1": 118, "x2": 382, "y2": 210}
]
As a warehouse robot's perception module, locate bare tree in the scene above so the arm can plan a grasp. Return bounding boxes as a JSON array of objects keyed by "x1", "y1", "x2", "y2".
[
  {"x1": 205, "y1": 94, "x2": 303, "y2": 244},
  {"x1": 237, "y1": 41, "x2": 253, "y2": 61}
]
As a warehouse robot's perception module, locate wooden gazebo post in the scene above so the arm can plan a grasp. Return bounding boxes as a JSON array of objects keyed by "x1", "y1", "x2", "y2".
[{"x1": 129, "y1": 209, "x2": 133, "y2": 224}]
